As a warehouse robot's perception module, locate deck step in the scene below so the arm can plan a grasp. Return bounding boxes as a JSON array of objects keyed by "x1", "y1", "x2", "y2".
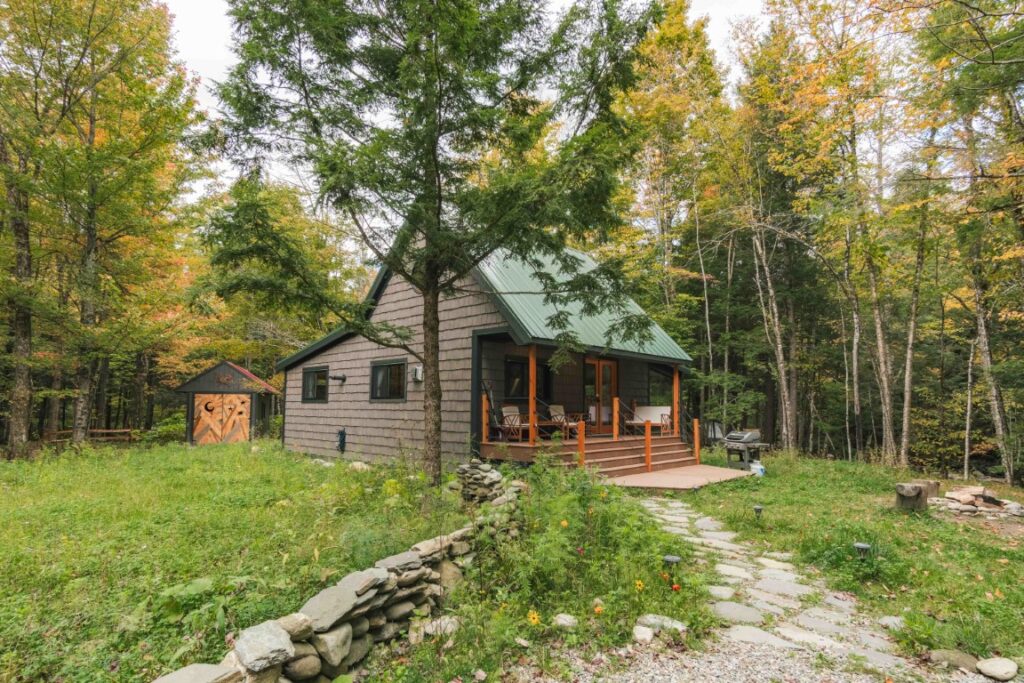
[{"x1": 601, "y1": 456, "x2": 698, "y2": 476}]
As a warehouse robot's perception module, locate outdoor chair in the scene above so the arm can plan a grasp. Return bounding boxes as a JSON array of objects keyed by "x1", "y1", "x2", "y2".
[
  {"x1": 499, "y1": 405, "x2": 525, "y2": 441},
  {"x1": 548, "y1": 404, "x2": 584, "y2": 437}
]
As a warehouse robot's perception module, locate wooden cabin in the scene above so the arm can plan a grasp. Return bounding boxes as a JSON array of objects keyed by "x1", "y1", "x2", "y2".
[
  {"x1": 176, "y1": 361, "x2": 279, "y2": 445},
  {"x1": 276, "y1": 249, "x2": 699, "y2": 476}
]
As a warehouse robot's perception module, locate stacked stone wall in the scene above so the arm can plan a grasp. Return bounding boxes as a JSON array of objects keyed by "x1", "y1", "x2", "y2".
[{"x1": 154, "y1": 461, "x2": 522, "y2": 683}]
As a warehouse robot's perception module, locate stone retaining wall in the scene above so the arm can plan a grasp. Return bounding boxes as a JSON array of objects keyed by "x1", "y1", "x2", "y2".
[{"x1": 154, "y1": 460, "x2": 522, "y2": 683}]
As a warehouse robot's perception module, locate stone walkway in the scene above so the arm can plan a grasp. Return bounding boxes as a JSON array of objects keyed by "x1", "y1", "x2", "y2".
[{"x1": 612, "y1": 497, "x2": 991, "y2": 683}]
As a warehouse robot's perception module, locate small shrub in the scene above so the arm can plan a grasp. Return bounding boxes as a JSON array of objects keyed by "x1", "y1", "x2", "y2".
[
  {"x1": 139, "y1": 410, "x2": 186, "y2": 445},
  {"x1": 375, "y1": 454, "x2": 715, "y2": 680}
]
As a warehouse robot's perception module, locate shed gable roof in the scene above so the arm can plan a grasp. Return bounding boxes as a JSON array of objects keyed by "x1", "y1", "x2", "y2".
[{"x1": 176, "y1": 360, "x2": 279, "y2": 394}]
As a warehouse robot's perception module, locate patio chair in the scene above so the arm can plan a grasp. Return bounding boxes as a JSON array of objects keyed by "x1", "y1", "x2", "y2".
[
  {"x1": 499, "y1": 405, "x2": 524, "y2": 441},
  {"x1": 549, "y1": 404, "x2": 584, "y2": 437}
]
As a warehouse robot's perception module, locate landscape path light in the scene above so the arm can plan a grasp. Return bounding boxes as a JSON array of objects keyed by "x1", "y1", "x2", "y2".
[
  {"x1": 754, "y1": 504, "x2": 763, "y2": 520},
  {"x1": 854, "y1": 542, "x2": 872, "y2": 560}
]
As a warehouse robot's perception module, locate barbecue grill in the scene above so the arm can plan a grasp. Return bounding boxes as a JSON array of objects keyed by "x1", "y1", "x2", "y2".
[{"x1": 724, "y1": 429, "x2": 768, "y2": 470}]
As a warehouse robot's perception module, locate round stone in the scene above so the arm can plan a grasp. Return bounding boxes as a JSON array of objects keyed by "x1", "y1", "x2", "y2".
[{"x1": 977, "y1": 657, "x2": 1018, "y2": 681}]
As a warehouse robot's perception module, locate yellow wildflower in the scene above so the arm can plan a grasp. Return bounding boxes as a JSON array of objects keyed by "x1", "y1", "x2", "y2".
[
  {"x1": 593, "y1": 604, "x2": 604, "y2": 615},
  {"x1": 599, "y1": 489, "x2": 608, "y2": 499},
  {"x1": 635, "y1": 579, "x2": 645, "y2": 592},
  {"x1": 527, "y1": 609, "x2": 541, "y2": 626},
  {"x1": 560, "y1": 519, "x2": 569, "y2": 528}
]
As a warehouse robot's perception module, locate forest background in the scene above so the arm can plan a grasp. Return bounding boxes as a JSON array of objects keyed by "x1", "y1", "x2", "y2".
[{"x1": 1, "y1": 0, "x2": 1021, "y2": 484}]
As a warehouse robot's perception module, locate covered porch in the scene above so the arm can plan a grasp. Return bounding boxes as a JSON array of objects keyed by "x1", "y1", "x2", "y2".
[{"x1": 471, "y1": 330, "x2": 700, "y2": 476}]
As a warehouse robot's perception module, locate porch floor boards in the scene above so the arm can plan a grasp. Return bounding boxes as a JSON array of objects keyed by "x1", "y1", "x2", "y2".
[{"x1": 608, "y1": 464, "x2": 751, "y2": 490}]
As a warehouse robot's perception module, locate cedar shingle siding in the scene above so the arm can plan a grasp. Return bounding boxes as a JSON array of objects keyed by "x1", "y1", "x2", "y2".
[{"x1": 283, "y1": 274, "x2": 505, "y2": 459}]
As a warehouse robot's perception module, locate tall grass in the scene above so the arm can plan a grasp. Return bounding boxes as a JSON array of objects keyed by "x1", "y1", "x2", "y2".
[
  {"x1": 0, "y1": 441, "x2": 466, "y2": 682},
  {"x1": 374, "y1": 455, "x2": 717, "y2": 681},
  {"x1": 687, "y1": 451, "x2": 1024, "y2": 660}
]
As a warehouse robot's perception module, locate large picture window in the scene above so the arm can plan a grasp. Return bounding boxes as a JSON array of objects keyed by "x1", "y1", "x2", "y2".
[
  {"x1": 371, "y1": 360, "x2": 407, "y2": 401},
  {"x1": 302, "y1": 367, "x2": 329, "y2": 403},
  {"x1": 649, "y1": 366, "x2": 674, "y2": 406},
  {"x1": 504, "y1": 357, "x2": 551, "y2": 401}
]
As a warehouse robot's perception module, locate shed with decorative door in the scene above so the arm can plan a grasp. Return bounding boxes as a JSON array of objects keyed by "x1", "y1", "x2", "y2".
[{"x1": 175, "y1": 361, "x2": 280, "y2": 445}]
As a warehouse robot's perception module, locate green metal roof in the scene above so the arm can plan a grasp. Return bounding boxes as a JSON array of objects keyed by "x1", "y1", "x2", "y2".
[{"x1": 475, "y1": 249, "x2": 692, "y2": 364}]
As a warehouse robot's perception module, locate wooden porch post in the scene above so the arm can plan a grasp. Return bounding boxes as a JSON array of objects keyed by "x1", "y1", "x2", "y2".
[
  {"x1": 612, "y1": 397, "x2": 619, "y2": 441},
  {"x1": 693, "y1": 418, "x2": 701, "y2": 464},
  {"x1": 577, "y1": 420, "x2": 586, "y2": 466},
  {"x1": 481, "y1": 392, "x2": 489, "y2": 444},
  {"x1": 528, "y1": 344, "x2": 537, "y2": 446},
  {"x1": 644, "y1": 420, "x2": 652, "y2": 472},
  {"x1": 673, "y1": 367, "x2": 680, "y2": 436}
]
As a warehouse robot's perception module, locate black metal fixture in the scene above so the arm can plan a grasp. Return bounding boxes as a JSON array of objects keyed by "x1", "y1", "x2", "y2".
[
  {"x1": 663, "y1": 554, "x2": 682, "y2": 568},
  {"x1": 337, "y1": 428, "x2": 347, "y2": 453},
  {"x1": 330, "y1": 374, "x2": 347, "y2": 383},
  {"x1": 854, "y1": 542, "x2": 871, "y2": 560},
  {"x1": 754, "y1": 504, "x2": 763, "y2": 520}
]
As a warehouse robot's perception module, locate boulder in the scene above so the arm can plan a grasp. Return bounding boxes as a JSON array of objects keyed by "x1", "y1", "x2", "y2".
[
  {"x1": 234, "y1": 621, "x2": 295, "y2": 673},
  {"x1": 374, "y1": 551, "x2": 422, "y2": 573},
  {"x1": 636, "y1": 614, "x2": 687, "y2": 635},
  {"x1": 423, "y1": 615, "x2": 461, "y2": 637},
  {"x1": 384, "y1": 600, "x2": 416, "y2": 622},
  {"x1": 977, "y1": 657, "x2": 1018, "y2": 681},
  {"x1": 300, "y1": 569, "x2": 387, "y2": 632},
  {"x1": 437, "y1": 560, "x2": 463, "y2": 592},
  {"x1": 552, "y1": 613, "x2": 578, "y2": 630},
  {"x1": 153, "y1": 664, "x2": 242, "y2": 683},
  {"x1": 282, "y1": 654, "x2": 321, "y2": 681},
  {"x1": 372, "y1": 621, "x2": 404, "y2": 642},
  {"x1": 276, "y1": 613, "x2": 314, "y2": 642},
  {"x1": 929, "y1": 649, "x2": 979, "y2": 672},
  {"x1": 310, "y1": 622, "x2": 353, "y2": 667},
  {"x1": 343, "y1": 635, "x2": 373, "y2": 668},
  {"x1": 349, "y1": 616, "x2": 370, "y2": 638},
  {"x1": 632, "y1": 625, "x2": 655, "y2": 645}
]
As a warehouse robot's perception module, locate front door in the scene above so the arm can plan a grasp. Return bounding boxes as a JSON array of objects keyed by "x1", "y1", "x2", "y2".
[{"x1": 584, "y1": 358, "x2": 618, "y2": 434}]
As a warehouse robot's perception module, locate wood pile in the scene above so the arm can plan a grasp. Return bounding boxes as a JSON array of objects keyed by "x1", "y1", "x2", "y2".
[{"x1": 929, "y1": 486, "x2": 1024, "y2": 519}]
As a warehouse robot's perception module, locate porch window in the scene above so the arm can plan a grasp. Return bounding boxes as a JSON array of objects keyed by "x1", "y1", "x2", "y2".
[
  {"x1": 648, "y1": 366, "x2": 674, "y2": 405},
  {"x1": 301, "y1": 367, "x2": 329, "y2": 403},
  {"x1": 371, "y1": 360, "x2": 406, "y2": 401},
  {"x1": 505, "y1": 356, "x2": 551, "y2": 401}
]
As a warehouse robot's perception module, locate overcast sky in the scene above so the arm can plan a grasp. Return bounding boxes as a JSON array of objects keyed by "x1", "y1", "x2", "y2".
[{"x1": 164, "y1": 0, "x2": 765, "y2": 118}]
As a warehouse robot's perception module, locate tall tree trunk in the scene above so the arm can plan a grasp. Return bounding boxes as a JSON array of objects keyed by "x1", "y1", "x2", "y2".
[
  {"x1": 3, "y1": 144, "x2": 33, "y2": 457},
  {"x1": 723, "y1": 235, "x2": 735, "y2": 430},
  {"x1": 972, "y1": 272, "x2": 1012, "y2": 483},
  {"x1": 752, "y1": 230, "x2": 795, "y2": 449},
  {"x1": 94, "y1": 356, "x2": 110, "y2": 430},
  {"x1": 132, "y1": 353, "x2": 149, "y2": 429},
  {"x1": 865, "y1": 253, "x2": 897, "y2": 461},
  {"x1": 44, "y1": 371, "x2": 63, "y2": 440},
  {"x1": 898, "y1": 226, "x2": 927, "y2": 466},
  {"x1": 72, "y1": 97, "x2": 100, "y2": 445},
  {"x1": 421, "y1": 284, "x2": 443, "y2": 485},
  {"x1": 844, "y1": 225, "x2": 863, "y2": 455},
  {"x1": 964, "y1": 338, "x2": 975, "y2": 480}
]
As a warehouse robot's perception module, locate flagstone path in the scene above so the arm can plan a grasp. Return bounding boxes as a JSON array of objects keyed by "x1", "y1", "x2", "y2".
[{"x1": 573, "y1": 497, "x2": 989, "y2": 682}]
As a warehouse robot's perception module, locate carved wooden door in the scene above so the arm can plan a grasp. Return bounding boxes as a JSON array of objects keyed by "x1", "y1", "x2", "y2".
[{"x1": 193, "y1": 393, "x2": 251, "y2": 445}]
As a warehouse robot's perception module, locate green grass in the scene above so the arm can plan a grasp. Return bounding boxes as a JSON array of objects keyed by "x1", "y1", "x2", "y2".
[
  {"x1": 374, "y1": 455, "x2": 717, "y2": 682},
  {"x1": 0, "y1": 441, "x2": 467, "y2": 682},
  {"x1": 685, "y1": 451, "x2": 1024, "y2": 661}
]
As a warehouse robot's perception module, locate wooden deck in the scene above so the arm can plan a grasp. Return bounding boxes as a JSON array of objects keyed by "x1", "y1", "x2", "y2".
[
  {"x1": 608, "y1": 464, "x2": 751, "y2": 490},
  {"x1": 480, "y1": 433, "x2": 697, "y2": 477}
]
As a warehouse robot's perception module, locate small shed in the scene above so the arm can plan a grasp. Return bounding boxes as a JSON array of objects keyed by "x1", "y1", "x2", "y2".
[{"x1": 176, "y1": 361, "x2": 280, "y2": 445}]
